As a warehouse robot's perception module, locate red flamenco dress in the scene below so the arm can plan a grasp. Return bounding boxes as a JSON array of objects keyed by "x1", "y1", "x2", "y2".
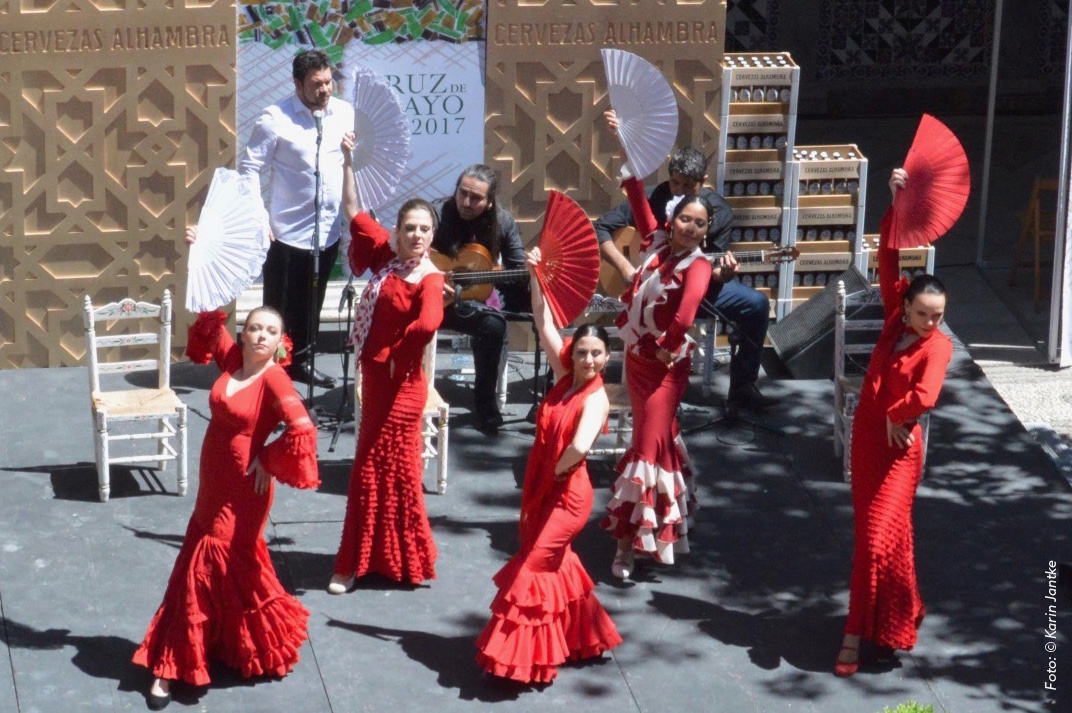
[
  {"x1": 333, "y1": 212, "x2": 444, "y2": 584},
  {"x1": 477, "y1": 340, "x2": 622, "y2": 683},
  {"x1": 132, "y1": 310, "x2": 320, "y2": 686},
  {"x1": 601, "y1": 173, "x2": 712, "y2": 564},
  {"x1": 844, "y1": 208, "x2": 953, "y2": 651}
]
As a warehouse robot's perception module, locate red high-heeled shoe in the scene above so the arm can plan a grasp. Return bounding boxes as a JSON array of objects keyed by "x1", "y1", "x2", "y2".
[{"x1": 834, "y1": 644, "x2": 859, "y2": 677}]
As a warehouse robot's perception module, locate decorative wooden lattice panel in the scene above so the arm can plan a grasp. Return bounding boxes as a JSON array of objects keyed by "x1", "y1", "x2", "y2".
[
  {"x1": 0, "y1": 0, "x2": 236, "y2": 368},
  {"x1": 485, "y1": 0, "x2": 726, "y2": 230}
]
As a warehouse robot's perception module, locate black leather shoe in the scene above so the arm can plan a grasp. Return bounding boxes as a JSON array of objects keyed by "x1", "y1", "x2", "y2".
[
  {"x1": 148, "y1": 678, "x2": 171, "y2": 710},
  {"x1": 147, "y1": 691, "x2": 171, "y2": 710},
  {"x1": 473, "y1": 411, "x2": 504, "y2": 435},
  {"x1": 287, "y1": 362, "x2": 336, "y2": 389},
  {"x1": 727, "y1": 384, "x2": 779, "y2": 412}
]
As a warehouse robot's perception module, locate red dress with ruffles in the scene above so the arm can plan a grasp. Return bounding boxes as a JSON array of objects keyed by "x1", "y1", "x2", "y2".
[
  {"x1": 477, "y1": 340, "x2": 622, "y2": 683},
  {"x1": 844, "y1": 208, "x2": 953, "y2": 650},
  {"x1": 601, "y1": 176, "x2": 712, "y2": 564},
  {"x1": 132, "y1": 311, "x2": 320, "y2": 686},
  {"x1": 333, "y1": 212, "x2": 445, "y2": 584}
]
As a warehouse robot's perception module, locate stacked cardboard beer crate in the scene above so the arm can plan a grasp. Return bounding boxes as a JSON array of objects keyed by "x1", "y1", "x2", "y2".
[
  {"x1": 716, "y1": 52, "x2": 800, "y2": 328},
  {"x1": 781, "y1": 145, "x2": 868, "y2": 316},
  {"x1": 855, "y1": 234, "x2": 935, "y2": 286}
]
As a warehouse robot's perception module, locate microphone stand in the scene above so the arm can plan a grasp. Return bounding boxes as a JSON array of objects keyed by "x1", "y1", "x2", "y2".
[
  {"x1": 305, "y1": 111, "x2": 324, "y2": 414},
  {"x1": 682, "y1": 299, "x2": 783, "y2": 436},
  {"x1": 329, "y1": 275, "x2": 357, "y2": 452}
]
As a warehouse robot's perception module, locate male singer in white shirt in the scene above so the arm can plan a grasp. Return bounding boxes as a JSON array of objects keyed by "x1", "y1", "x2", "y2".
[{"x1": 239, "y1": 49, "x2": 355, "y2": 388}]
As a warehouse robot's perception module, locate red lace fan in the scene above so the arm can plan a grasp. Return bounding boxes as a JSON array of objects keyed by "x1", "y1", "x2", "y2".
[
  {"x1": 892, "y1": 114, "x2": 971, "y2": 248},
  {"x1": 533, "y1": 191, "x2": 600, "y2": 328}
]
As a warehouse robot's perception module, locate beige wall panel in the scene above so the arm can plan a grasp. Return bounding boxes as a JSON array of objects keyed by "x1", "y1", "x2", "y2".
[
  {"x1": 485, "y1": 0, "x2": 725, "y2": 230},
  {"x1": 0, "y1": 0, "x2": 236, "y2": 368}
]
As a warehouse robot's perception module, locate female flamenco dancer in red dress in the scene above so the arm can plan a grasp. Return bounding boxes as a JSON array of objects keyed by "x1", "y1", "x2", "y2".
[
  {"x1": 329, "y1": 132, "x2": 445, "y2": 593},
  {"x1": 835, "y1": 168, "x2": 953, "y2": 676},
  {"x1": 133, "y1": 257, "x2": 320, "y2": 709},
  {"x1": 475, "y1": 246, "x2": 622, "y2": 684},
  {"x1": 599, "y1": 111, "x2": 717, "y2": 579}
]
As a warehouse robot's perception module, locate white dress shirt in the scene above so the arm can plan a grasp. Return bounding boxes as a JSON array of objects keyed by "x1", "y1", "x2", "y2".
[{"x1": 239, "y1": 94, "x2": 355, "y2": 251}]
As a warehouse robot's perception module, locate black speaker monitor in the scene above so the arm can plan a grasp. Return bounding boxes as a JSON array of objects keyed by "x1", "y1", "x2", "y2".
[{"x1": 767, "y1": 267, "x2": 872, "y2": 380}]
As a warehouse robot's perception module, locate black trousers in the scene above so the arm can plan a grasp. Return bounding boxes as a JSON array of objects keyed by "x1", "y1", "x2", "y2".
[
  {"x1": 440, "y1": 301, "x2": 507, "y2": 422},
  {"x1": 262, "y1": 239, "x2": 340, "y2": 366},
  {"x1": 697, "y1": 279, "x2": 770, "y2": 394}
]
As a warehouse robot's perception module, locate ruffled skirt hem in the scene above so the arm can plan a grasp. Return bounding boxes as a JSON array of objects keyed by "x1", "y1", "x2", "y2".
[
  {"x1": 132, "y1": 534, "x2": 310, "y2": 686},
  {"x1": 850, "y1": 603, "x2": 927, "y2": 653},
  {"x1": 476, "y1": 554, "x2": 621, "y2": 684},
  {"x1": 132, "y1": 597, "x2": 309, "y2": 686},
  {"x1": 335, "y1": 368, "x2": 438, "y2": 585},
  {"x1": 601, "y1": 451, "x2": 695, "y2": 565}
]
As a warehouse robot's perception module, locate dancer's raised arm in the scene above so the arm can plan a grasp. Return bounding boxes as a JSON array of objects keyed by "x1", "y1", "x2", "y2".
[{"x1": 525, "y1": 246, "x2": 566, "y2": 380}]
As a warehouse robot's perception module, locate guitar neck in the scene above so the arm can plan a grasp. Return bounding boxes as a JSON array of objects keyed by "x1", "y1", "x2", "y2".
[
  {"x1": 705, "y1": 250, "x2": 772, "y2": 264},
  {"x1": 449, "y1": 268, "x2": 530, "y2": 286}
]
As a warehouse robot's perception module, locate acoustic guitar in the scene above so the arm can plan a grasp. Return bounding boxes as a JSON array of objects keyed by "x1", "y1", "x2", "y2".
[
  {"x1": 598, "y1": 227, "x2": 643, "y2": 297},
  {"x1": 599, "y1": 226, "x2": 800, "y2": 296},
  {"x1": 429, "y1": 243, "x2": 529, "y2": 306}
]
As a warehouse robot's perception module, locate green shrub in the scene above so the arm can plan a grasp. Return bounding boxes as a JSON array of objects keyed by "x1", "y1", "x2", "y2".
[{"x1": 882, "y1": 702, "x2": 934, "y2": 713}]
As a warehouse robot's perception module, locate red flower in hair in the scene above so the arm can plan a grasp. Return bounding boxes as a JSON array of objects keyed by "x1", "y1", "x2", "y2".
[{"x1": 276, "y1": 333, "x2": 294, "y2": 368}]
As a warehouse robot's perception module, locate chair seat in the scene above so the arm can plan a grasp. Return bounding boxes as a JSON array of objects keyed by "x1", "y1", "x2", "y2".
[
  {"x1": 92, "y1": 387, "x2": 184, "y2": 418},
  {"x1": 836, "y1": 375, "x2": 863, "y2": 396}
]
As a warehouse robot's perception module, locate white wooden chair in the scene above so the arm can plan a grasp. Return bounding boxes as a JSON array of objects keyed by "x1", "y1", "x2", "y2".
[
  {"x1": 83, "y1": 290, "x2": 188, "y2": 502},
  {"x1": 580, "y1": 295, "x2": 632, "y2": 458},
  {"x1": 834, "y1": 280, "x2": 929, "y2": 482},
  {"x1": 695, "y1": 317, "x2": 727, "y2": 397},
  {"x1": 496, "y1": 340, "x2": 510, "y2": 409},
  {"x1": 354, "y1": 334, "x2": 450, "y2": 494},
  {"x1": 589, "y1": 372, "x2": 633, "y2": 458},
  {"x1": 421, "y1": 335, "x2": 451, "y2": 494}
]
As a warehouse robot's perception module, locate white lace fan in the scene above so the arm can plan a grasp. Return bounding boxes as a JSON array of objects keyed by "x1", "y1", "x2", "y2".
[
  {"x1": 350, "y1": 64, "x2": 411, "y2": 212},
  {"x1": 185, "y1": 167, "x2": 270, "y2": 313},
  {"x1": 601, "y1": 49, "x2": 679, "y2": 180}
]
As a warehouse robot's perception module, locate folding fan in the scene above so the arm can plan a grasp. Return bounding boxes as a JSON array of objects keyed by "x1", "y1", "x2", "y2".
[
  {"x1": 186, "y1": 168, "x2": 270, "y2": 313},
  {"x1": 533, "y1": 191, "x2": 601, "y2": 328},
  {"x1": 891, "y1": 114, "x2": 971, "y2": 248},
  {"x1": 601, "y1": 48, "x2": 679, "y2": 180},
  {"x1": 350, "y1": 64, "x2": 411, "y2": 212}
]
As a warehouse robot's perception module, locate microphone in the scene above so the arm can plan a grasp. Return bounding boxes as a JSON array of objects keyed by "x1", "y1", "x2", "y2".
[
  {"x1": 312, "y1": 109, "x2": 324, "y2": 138},
  {"x1": 339, "y1": 274, "x2": 355, "y2": 313}
]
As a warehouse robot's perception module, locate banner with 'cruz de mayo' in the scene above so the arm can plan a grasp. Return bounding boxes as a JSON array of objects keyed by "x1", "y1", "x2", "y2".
[{"x1": 236, "y1": 0, "x2": 486, "y2": 231}]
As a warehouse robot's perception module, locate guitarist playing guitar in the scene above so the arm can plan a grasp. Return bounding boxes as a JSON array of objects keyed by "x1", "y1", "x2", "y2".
[
  {"x1": 593, "y1": 138, "x2": 780, "y2": 414},
  {"x1": 431, "y1": 164, "x2": 529, "y2": 435}
]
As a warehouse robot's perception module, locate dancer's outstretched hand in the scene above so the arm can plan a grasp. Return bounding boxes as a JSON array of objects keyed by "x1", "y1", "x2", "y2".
[{"x1": 889, "y1": 167, "x2": 908, "y2": 199}]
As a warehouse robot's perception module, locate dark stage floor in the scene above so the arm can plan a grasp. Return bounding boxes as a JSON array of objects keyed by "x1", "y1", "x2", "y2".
[{"x1": 1, "y1": 308, "x2": 1069, "y2": 712}]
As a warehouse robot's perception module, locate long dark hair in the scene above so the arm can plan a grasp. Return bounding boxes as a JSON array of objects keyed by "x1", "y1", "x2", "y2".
[
  {"x1": 569, "y1": 324, "x2": 611, "y2": 360},
  {"x1": 666, "y1": 194, "x2": 714, "y2": 235},
  {"x1": 904, "y1": 274, "x2": 946, "y2": 304},
  {"x1": 440, "y1": 164, "x2": 502, "y2": 259}
]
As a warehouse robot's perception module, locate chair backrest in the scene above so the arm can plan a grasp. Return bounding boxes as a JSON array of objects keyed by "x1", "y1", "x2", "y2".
[
  {"x1": 423, "y1": 331, "x2": 438, "y2": 389},
  {"x1": 1029, "y1": 177, "x2": 1059, "y2": 238},
  {"x1": 834, "y1": 280, "x2": 885, "y2": 382},
  {"x1": 84, "y1": 290, "x2": 172, "y2": 394}
]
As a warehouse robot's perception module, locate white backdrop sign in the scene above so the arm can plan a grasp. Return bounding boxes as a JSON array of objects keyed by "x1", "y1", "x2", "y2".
[{"x1": 237, "y1": 41, "x2": 485, "y2": 231}]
